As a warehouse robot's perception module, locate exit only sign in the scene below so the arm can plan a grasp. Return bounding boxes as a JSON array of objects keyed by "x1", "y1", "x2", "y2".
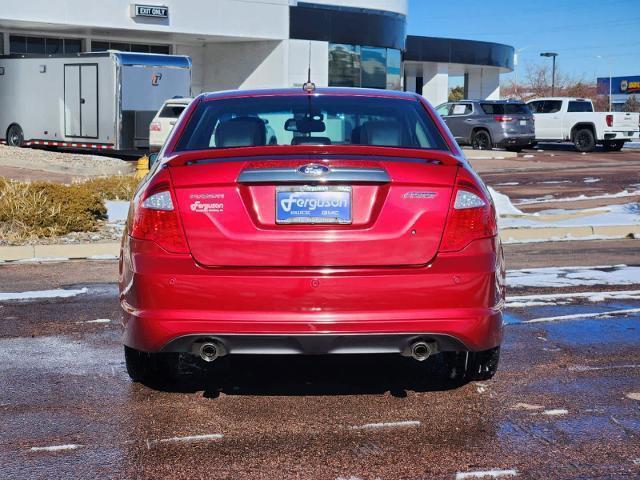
[{"x1": 132, "y1": 4, "x2": 169, "y2": 19}]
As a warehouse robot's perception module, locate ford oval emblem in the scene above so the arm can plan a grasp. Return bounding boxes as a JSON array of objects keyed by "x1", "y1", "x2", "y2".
[{"x1": 298, "y1": 164, "x2": 329, "y2": 176}]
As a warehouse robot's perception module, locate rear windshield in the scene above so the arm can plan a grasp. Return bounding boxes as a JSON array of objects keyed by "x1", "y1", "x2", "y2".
[
  {"x1": 159, "y1": 104, "x2": 187, "y2": 118},
  {"x1": 567, "y1": 101, "x2": 593, "y2": 112},
  {"x1": 480, "y1": 103, "x2": 530, "y2": 115},
  {"x1": 174, "y1": 95, "x2": 449, "y2": 151}
]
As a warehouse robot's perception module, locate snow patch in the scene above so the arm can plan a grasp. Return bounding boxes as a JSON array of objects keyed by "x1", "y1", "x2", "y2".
[
  {"x1": 106, "y1": 200, "x2": 129, "y2": 223},
  {"x1": 488, "y1": 187, "x2": 524, "y2": 216},
  {"x1": 76, "y1": 318, "x2": 111, "y2": 324},
  {"x1": 349, "y1": 420, "x2": 421, "y2": 430},
  {"x1": 583, "y1": 177, "x2": 601, "y2": 183},
  {"x1": 0, "y1": 287, "x2": 88, "y2": 301},
  {"x1": 569, "y1": 365, "x2": 640, "y2": 372},
  {"x1": 625, "y1": 392, "x2": 640, "y2": 401},
  {"x1": 456, "y1": 470, "x2": 518, "y2": 479},
  {"x1": 494, "y1": 182, "x2": 519, "y2": 186},
  {"x1": 30, "y1": 444, "x2": 82, "y2": 452},
  {"x1": 543, "y1": 409, "x2": 568, "y2": 416},
  {"x1": 507, "y1": 265, "x2": 640, "y2": 289},
  {"x1": 522, "y1": 308, "x2": 640, "y2": 324},
  {"x1": 506, "y1": 289, "x2": 640, "y2": 307},
  {"x1": 151, "y1": 433, "x2": 223, "y2": 446},
  {"x1": 88, "y1": 254, "x2": 118, "y2": 260},
  {"x1": 515, "y1": 189, "x2": 640, "y2": 205}
]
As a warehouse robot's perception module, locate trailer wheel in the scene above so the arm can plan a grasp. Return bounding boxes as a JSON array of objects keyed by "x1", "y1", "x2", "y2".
[{"x1": 6, "y1": 124, "x2": 24, "y2": 147}]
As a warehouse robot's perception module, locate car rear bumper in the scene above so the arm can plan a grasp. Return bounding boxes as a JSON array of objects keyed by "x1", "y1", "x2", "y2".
[
  {"x1": 120, "y1": 237, "x2": 505, "y2": 354},
  {"x1": 497, "y1": 134, "x2": 535, "y2": 147}
]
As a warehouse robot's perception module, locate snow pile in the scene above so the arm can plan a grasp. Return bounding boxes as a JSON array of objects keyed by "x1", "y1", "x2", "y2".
[
  {"x1": 516, "y1": 189, "x2": 640, "y2": 206},
  {"x1": 499, "y1": 203, "x2": 640, "y2": 229},
  {"x1": 507, "y1": 264, "x2": 640, "y2": 289},
  {"x1": 506, "y1": 289, "x2": 640, "y2": 308},
  {"x1": 488, "y1": 187, "x2": 524, "y2": 216},
  {"x1": 105, "y1": 200, "x2": 130, "y2": 223},
  {"x1": 0, "y1": 287, "x2": 88, "y2": 301}
]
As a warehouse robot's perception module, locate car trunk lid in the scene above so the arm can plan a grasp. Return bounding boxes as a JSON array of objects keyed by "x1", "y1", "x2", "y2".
[{"x1": 168, "y1": 149, "x2": 459, "y2": 267}]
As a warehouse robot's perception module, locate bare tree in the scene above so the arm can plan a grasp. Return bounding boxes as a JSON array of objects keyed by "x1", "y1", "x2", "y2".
[
  {"x1": 501, "y1": 63, "x2": 611, "y2": 111},
  {"x1": 621, "y1": 95, "x2": 640, "y2": 113}
]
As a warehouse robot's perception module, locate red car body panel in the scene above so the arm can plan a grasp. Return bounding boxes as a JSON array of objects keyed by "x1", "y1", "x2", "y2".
[{"x1": 120, "y1": 88, "x2": 504, "y2": 356}]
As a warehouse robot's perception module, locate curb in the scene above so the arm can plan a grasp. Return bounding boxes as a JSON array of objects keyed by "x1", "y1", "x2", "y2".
[
  {"x1": 1, "y1": 224, "x2": 639, "y2": 262},
  {"x1": 0, "y1": 242, "x2": 120, "y2": 262},
  {"x1": 462, "y1": 149, "x2": 518, "y2": 159},
  {"x1": 500, "y1": 225, "x2": 640, "y2": 243}
]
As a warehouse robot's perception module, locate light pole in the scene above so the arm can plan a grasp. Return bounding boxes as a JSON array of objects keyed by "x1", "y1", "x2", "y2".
[
  {"x1": 540, "y1": 52, "x2": 558, "y2": 96},
  {"x1": 596, "y1": 55, "x2": 612, "y2": 111},
  {"x1": 514, "y1": 46, "x2": 530, "y2": 98}
]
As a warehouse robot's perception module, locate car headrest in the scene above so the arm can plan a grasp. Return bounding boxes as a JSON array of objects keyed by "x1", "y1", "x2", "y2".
[
  {"x1": 291, "y1": 136, "x2": 332, "y2": 145},
  {"x1": 360, "y1": 120, "x2": 403, "y2": 147},
  {"x1": 350, "y1": 126, "x2": 363, "y2": 144},
  {"x1": 215, "y1": 117, "x2": 266, "y2": 148}
]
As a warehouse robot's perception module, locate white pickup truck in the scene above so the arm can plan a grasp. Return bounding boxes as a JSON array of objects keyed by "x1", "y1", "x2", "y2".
[{"x1": 526, "y1": 97, "x2": 640, "y2": 152}]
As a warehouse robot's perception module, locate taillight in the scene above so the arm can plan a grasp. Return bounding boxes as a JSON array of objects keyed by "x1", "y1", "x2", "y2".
[
  {"x1": 440, "y1": 177, "x2": 497, "y2": 253},
  {"x1": 129, "y1": 171, "x2": 189, "y2": 254},
  {"x1": 150, "y1": 122, "x2": 161, "y2": 132},
  {"x1": 606, "y1": 114, "x2": 613, "y2": 127},
  {"x1": 494, "y1": 115, "x2": 514, "y2": 122}
]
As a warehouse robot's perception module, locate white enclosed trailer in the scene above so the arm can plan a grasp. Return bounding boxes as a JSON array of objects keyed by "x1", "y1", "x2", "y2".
[{"x1": 0, "y1": 51, "x2": 191, "y2": 152}]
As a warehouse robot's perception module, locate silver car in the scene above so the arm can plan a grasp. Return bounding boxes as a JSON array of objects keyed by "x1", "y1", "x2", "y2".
[{"x1": 435, "y1": 100, "x2": 535, "y2": 152}]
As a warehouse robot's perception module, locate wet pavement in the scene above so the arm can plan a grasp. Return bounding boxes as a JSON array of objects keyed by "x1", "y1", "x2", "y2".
[{"x1": 1, "y1": 246, "x2": 639, "y2": 479}]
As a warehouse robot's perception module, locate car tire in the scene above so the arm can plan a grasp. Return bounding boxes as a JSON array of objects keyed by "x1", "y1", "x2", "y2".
[
  {"x1": 603, "y1": 141, "x2": 624, "y2": 152},
  {"x1": 573, "y1": 128, "x2": 596, "y2": 152},
  {"x1": 6, "y1": 124, "x2": 24, "y2": 147},
  {"x1": 471, "y1": 130, "x2": 492, "y2": 150},
  {"x1": 124, "y1": 346, "x2": 178, "y2": 385},
  {"x1": 443, "y1": 346, "x2": 500, "y2": 382}
]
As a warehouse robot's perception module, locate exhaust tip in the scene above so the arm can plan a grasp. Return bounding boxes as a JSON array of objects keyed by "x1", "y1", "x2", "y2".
[
  {"x1": 410, "y1": 341, "x2": 433, "y2": 362},
  {"x1": 199, "y1": 342, "x2": 219, "y2": 362}
]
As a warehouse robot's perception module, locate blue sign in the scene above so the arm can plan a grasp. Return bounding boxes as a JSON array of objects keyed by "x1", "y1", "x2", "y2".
[
  {"x1": 276, "y1": 186, "x2": 351, "y2": 224},
  {"x1": 597, "y1": 75, "x2": 640, "y2": 95}
]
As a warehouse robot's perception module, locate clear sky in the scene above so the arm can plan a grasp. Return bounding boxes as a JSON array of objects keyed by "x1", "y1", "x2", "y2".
[{"x1": 407, "y1": 0, "x2": 640, "y2": 84}]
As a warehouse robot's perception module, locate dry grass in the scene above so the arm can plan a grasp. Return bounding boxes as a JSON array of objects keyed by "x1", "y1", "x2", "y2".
[{"x1": 0, "y1": 175, "x2": 139, "y2": 242}]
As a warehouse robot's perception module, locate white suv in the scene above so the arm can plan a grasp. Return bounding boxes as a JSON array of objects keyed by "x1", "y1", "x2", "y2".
[{"x1": 149, "y1": 97, "x2": 193, "y2": 152}]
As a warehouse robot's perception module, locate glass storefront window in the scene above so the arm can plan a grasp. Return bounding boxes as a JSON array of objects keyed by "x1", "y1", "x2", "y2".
[
  {"x1": 329, "y1": 43, "x2": 402, "y2": 90},
  {"x1": 361, "y1": 46, "x2": 386, "y2": 89},
  {"x1": 328, "y1": 44, "x2": 361, "y2": 87},
  {"x1": 386, "y1": 48, "x2": 401, "y2": 90},
  {"x1": 9, "y1": 35, "x2": 84, "y2": 54}
]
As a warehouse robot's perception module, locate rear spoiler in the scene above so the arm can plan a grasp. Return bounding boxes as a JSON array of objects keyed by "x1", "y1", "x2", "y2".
[{"x1": 161, "y1": 145, "x2": 464, "y2": 168}]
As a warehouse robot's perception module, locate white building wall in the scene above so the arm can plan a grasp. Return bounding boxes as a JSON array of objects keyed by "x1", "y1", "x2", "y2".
[
  {"x1": 466, "y1": 67, "x2": 500, "y2": 100},
  {"x1": 0, "y1": 0, "x2": 289, "y2": 40},
  {"x1": 202, "y1": 40, "x2": 288, "y2": 92},
  {"x1": 174, "y1": 44, "x2": 205, "y2": 95},
  {"x1": 421, "y1": 63, "x2": 449, "y2": 106},
  {"x1": 288, "y1": 40, "x2": 329, "y2": 88}
]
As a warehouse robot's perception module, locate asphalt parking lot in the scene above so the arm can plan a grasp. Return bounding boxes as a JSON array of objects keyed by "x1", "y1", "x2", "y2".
[
  {"x1": 1, "y1": 146, "x2": 639, "y2": 479},
  {"x1": 2, "y1": 243, "x2": 639, "y2": 479}
]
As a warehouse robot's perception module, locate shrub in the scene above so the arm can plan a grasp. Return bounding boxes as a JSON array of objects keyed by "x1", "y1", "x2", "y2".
[
  {"x1": 0, "y1": 175, "x2": 139, "y2": 242},
  {"x1": 80, "y1": 175, "x2": 139, "y2": 201}
]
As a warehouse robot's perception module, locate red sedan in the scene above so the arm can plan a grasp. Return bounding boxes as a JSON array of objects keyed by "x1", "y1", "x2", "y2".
[{"x1": 119, "y1": 87, "x2": 505, "y2": 384}]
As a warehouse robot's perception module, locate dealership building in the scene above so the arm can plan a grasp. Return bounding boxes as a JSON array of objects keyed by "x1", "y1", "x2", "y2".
[
  {"x1": 597, "y1": 75, "x2": 640, "y2": 111},
  {"x1": 0, "y1": 0, "x2": 514, "y2": 106}
]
